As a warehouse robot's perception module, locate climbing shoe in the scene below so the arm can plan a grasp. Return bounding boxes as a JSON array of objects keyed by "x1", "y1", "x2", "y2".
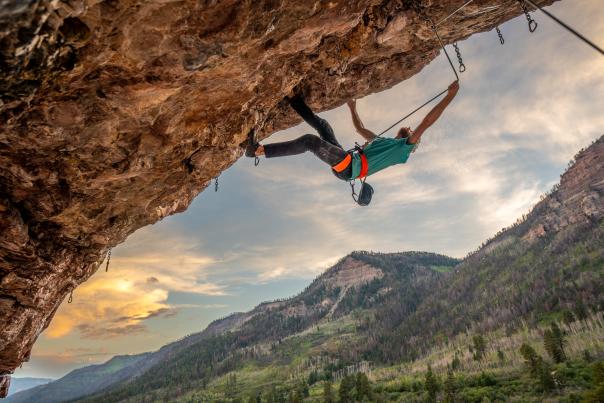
[{"x1": 245, "y1": 130, "x2": 258, "y2": 158}]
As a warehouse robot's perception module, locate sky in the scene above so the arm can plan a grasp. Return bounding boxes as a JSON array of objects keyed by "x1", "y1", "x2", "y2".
[{"x1": 14, "y1": 1, "x2": 604, "y2": 380}]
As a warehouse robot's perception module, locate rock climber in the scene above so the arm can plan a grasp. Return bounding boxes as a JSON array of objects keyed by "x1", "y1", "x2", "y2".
[{"x1": 245, "y1": 81, "x2": 459, "y2": 204}]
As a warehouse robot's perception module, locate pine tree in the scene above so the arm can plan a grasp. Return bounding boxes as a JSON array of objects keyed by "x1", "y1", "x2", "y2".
[
  {"x1": 544, "y1": 323, "x2": 566, "y2": 363},
  {"x1": 520, "y1": 343, "x2": 542, "y2": 375},
  {"x1": 303, "y1": 381, "x2": 310, "y2": 398},
  {"x1": 551, "y1": 322, "x2": 567, "y2": 362},
  {"x1": 562, "y1": 310, "x2": 575, "y2": 324},
  {"x1": 443, "y1": 367, "x2": 456, "y2": 403},
  {"x1": 266, "y1": 386, "x2": 277, "y2": 403},
  {"x1": 355, "y1": 372, "x2": 371, "y2": 401},
  {"x1": 583, "y1": 361, "x2": 604, "y2": 402},
  {"x1": 323, "y1": 381, "x2": 335, "y2": 403},
  {"x1": 338, "y1": 375, "x2": 354, "y2": 403},
  {"x1": 520, "y1": 343, "x2": 555, "y2": 392},
  {"x1": 543, "y1": 328, "x2": 557, "y2": 362},
  {"x1": 497, "y1": 349, "x2": 505, "y2": 364},
  {"x1": 472, "y1": 334, "x2": 487, "y2": 361},
  {"x1": 575, "y1": 300, "x2": 589, "y2": 320},
  {"x1": 451, "y1": 354, "x2": 461, "y2": 371},
  {"x1": 537, "y1": 360, "x2": 555, "y2": 392},
  {"x1": 226, "y1": 373, "x2": 238, "y2": 399},
  {"x1": 425, "y1": 365, "x2": 440, "y2": 402}
]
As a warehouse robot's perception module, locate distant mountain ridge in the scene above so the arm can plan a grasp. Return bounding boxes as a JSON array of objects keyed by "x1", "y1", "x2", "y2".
[
  {"x1": 6, "y1": 378, "x2": 52, "y2": 397},
  {"x1": 8, "y1": 136, "x2": 604, "y2": 403}
]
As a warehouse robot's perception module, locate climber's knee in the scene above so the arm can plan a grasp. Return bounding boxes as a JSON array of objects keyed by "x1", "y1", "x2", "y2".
[{"x1": 300, "y1": 134, "x2": 321, "y2": 151}]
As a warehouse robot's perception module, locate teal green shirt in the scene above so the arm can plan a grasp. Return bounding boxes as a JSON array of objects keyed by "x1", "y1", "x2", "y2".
[{"x1": 351, "y1": 137, "x2": 416, "y2": 179}]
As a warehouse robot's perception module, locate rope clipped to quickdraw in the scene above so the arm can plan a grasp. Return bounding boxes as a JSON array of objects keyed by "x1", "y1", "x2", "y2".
[
  {"x1": 518, "y1": 0, "x2": 538, "y2": 33},
  {"x1": 214, "y1": 176, "x2": 219, "y2": 192},
  {"x1": 105, "y1": 249, "x2": 112, "y2": 272},
  {"x1": 496, "y1": 26, "x2": 505, "y2": 45},
  {"x1": 68, "y1": 291, "x2": 73, "y2": 304},
  {"x1": 452, "y1": 42, "x2": 466, "y2": 73}
]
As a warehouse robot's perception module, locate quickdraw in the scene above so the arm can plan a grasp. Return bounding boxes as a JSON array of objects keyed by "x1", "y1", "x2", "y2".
[
  {"x1": 453, "y1": 42, "x2": 466, "y2": 73},
  {"x1": 518, "y1": 0, "x2": 538, "y2": 33},
  {"x1": 105, "y1": 249, "x2": 112, "y2": 272},
  {"x1": 496, "y1": 26, "x2": 505, "y2": 45}
]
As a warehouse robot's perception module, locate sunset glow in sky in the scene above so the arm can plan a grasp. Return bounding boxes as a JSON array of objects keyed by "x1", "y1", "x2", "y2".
[{"x1": 15, "y1": 1, "x2": 604, "y2": 379}]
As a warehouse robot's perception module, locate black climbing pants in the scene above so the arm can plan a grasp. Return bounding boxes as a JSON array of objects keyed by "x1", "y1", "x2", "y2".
[{"x1": 263, "y1": 97, "x2": 350, "y2": 175}]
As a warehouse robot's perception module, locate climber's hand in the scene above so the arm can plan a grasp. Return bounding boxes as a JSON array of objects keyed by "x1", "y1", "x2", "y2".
[{"x1": 448, "y1": 80, "x2": 460, "y2": 96}]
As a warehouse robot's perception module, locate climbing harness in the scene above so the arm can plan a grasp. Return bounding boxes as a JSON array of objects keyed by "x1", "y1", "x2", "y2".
[
  {"x1": 521, "y1": 0, "x2": 604, "y2": 56},
  {"x1": 68, "y1": 291, "x2": 73, "y2": 304},
  {"x1": 214, "y1": 176, "x2": 219, "y2": 192},
  {"x1": 331, "y1": 144, "x2": 371, "y2": 205},
  {"x1": 496, "y1": 26, "x2": 505, "y2": 45},
  {"x1": 518, "y1": 0, "x2": 538, "y2": 33},
  {"x1": 105, "y1": 249, "x2": 112, "y2": 272},
  {"x1": 452, "y1": 42, "x2": 466, "y2": 73}
]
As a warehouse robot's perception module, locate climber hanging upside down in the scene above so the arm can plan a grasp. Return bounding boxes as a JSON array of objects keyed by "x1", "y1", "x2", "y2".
[{"x1": 245, "y1": 80, "x2": 459, "y2": 205}]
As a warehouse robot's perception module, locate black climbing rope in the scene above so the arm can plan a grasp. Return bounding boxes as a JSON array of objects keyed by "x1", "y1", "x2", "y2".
[
  {"x1": 496, "y1": 26, "x2": 505, "y2": 45},
  {"x1": 518, "y1": 0, "x2": 538, "y2": 33},
  {"x1": 452, "y1": 42, "x2": 466, "y2": 72},
  {"x1": 522, "y1": 0, "x2": 604, "y2": 57},
  {"x1": 105, "y1": 249, "x2": 112, "y2": 272},
  {"x1": 376, "y1": 88, "x2": 450, "y2": 137},
  {"x1": 68, "y1": 291, "x2": 73, "y2": 304}
]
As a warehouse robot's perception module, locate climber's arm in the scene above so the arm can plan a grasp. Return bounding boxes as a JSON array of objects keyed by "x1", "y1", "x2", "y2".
[
  {"x1": 409, "y1": 81, "x2": 459, "y2": 143},
  {"x1": 347, "y1": 100, "x2": 376, "y2": 142}
]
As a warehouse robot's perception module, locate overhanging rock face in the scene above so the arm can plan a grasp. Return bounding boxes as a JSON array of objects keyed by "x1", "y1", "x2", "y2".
[{"x1": 0, "y1": 0, "x2": 556, "y2": 395}]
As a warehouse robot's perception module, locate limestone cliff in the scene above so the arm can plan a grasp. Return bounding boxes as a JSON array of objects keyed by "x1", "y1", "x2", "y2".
[{"x1": 0, "y1": 0, "x2": 556, "y2": 395}]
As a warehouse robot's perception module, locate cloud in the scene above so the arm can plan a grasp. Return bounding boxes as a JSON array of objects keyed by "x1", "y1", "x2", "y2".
[
  {"x1": 76, "y1": 323, "x2": 148, "y2": 339},
  {"x1": 45, "y1": 227, "x2": 227, "y2": 339}
]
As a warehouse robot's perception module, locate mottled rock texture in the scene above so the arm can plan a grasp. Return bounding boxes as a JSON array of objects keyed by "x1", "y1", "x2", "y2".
[
  {"x1": 0, "y1": 0, "x2": 557, "y2": 395},
  {"x1": 522, "y1": 137, "x2": 604, "y2": 242}
]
